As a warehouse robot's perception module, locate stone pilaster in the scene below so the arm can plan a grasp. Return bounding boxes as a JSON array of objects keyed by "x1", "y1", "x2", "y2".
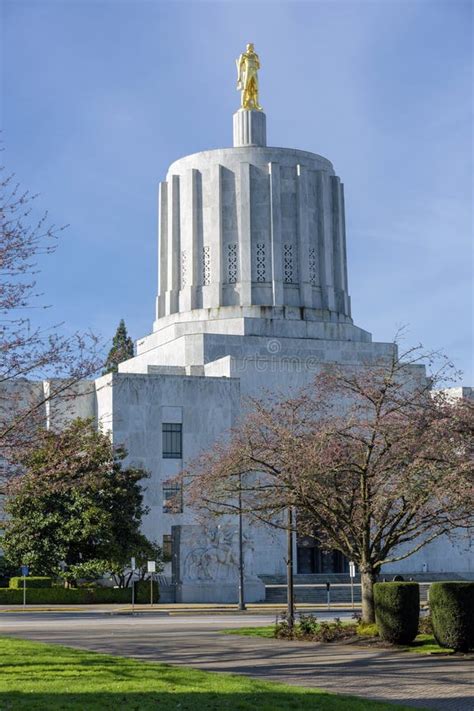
[
  {"x1": 238, "y1": 162, "x2": 252, "y2": 306},
  {"x1": 165, "y1": 174, "x2": 180, "y2": 315},
  {"x1": 317, "y1": 171, "x2": 336, "y2": 313},
  {"x1": 297, "y1": 165, "x2": 312, "y2": 308},
  {"x1": 269, "y1": 162, "x2": 284, "y2": 306},
  {"x1": 331, "y1": 176, "x2": 350, "y2": 317},
  {"x1": 204, "y1": 163, "x2": 223, "y2": 308},
  {"x1": 340, "y1": 183, "x2": 351, "y2": 316},
  {"x1": 179, "y1": 169, "x2": 198, "y2": 313},
  {"x1": 157, "y1": 181, "x2": 168, "y2": 319},
  {"x1": 331, "y1": 176, "x2": 344, "y2": 291}
]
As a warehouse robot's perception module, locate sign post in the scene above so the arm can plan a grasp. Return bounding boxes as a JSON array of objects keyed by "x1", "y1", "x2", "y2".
[
  {"x1": 349, "y1": 561, "x2": 356, "y2": 610},
  {"x1": 21, "y1": 565, "x2": 29, "y2": 608},
  {"x1": 147, "y1": 561, "x2": 156, "y2": 607},
  {"x1": 130, "y1": 557, "x2": 136, "y2": 614}
]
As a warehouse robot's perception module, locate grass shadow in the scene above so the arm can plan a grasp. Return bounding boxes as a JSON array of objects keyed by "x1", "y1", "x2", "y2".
[{"x1": 0, "y1": 691, "x2": 416, "y2": 711}]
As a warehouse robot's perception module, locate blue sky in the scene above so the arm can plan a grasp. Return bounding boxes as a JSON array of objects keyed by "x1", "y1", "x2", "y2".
[{"x1": 2, "y1": 0, "x2": 472, "y2": 383}]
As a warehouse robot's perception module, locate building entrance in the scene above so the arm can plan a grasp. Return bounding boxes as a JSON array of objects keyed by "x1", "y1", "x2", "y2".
[{"x1": 297, "y1": 535, "x2": 348, "y2": 574}]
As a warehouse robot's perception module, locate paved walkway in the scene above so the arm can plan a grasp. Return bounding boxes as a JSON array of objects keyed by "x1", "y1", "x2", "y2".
[
  {"x1": 0, "y1": 602, "x2": 357, "y2": 613},
  {"x1": 1, "y1": 612, "x2": 472, "y2": 710}
]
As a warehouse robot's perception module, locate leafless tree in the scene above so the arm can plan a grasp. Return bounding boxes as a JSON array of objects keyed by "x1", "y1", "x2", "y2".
[
  {"x1": 0, "y1": 164, "x2": 103, "y2": 486},
  {"x1": 185, "y1": 344, "x2": 473, "y2": 622}
]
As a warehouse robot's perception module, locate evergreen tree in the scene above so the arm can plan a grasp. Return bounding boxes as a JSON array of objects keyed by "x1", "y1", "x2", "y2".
[
  {"x1": 103, "y1": 319, "x2": 134, "y2": 374},
  {"x1": 2, "y1": 418, "x2": 160, "y2": 585}
]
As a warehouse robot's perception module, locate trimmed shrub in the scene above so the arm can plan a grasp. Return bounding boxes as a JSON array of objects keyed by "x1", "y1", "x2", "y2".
[
  {"x1": 9, "y1": 576, "x2": 52, "y2": 589},
  {"x1": 374, "y1": 582, "x2": 419, "y2": 644},
  {"x1": 0, "y1": 582, "x2": 161, "y2": 605},
  {"x1": 430, "y1": 582, "x2": 474, "y2": 652}
]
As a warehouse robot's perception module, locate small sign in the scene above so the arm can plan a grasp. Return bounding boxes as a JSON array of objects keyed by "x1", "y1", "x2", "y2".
[
  {"x1": 130, "y1": 557, "x2": 136, "y2": 571},
  {"x1": 147, "y1": 561, "x2": 156, "y2": 573},
  {"x1": 349, "y1": 561, "x2": 356, "y2": 578},
  {"x1": 21, "y1": 565, "x2": 29, "y2": 577}
]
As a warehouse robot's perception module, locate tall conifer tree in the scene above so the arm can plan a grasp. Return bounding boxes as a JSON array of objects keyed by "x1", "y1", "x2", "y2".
[{"x1": 103, "y1": 319, "x2": 134, "y2": 375}]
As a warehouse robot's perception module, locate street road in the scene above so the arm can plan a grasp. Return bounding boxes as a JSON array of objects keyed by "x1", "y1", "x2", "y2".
[
  {"x1": 1, "y1": 610, "x2": 472, "y2": 711},
  {"x1": 0, "y1": 610, "x2": 281, "y2": 629}
]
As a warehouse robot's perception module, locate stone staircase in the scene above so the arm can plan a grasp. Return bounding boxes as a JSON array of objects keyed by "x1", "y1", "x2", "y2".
[{"x1": 259, "y1": 572, "x2": 473, "y2": 605}]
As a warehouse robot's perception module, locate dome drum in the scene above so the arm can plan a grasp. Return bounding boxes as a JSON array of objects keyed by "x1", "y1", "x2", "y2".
[{"x1": 156, "y1": 140, "x2": 351, "y2": 331}]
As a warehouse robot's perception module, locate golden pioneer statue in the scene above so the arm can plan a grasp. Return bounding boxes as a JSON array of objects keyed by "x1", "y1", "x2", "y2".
[{"x1": 236, "y1": 43, "x2": 262, "y2": 111}]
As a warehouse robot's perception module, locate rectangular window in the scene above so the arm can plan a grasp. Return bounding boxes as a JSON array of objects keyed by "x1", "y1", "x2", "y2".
[
  {"x1": 162, "y1": 481, "x2": 183, "y2": 513},
  {"x1": 162, "y1": 534, "x2": 172, "y2": 560},
  {"x1": 162, "y1": 422, "x2": 182, "y2": 459}
]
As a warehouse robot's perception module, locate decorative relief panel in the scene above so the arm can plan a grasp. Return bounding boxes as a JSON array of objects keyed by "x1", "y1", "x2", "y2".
[
  {"x1": 309, "y1": 247, "x2": 317, "y2": 286},
  {"x1": 180, "y1": 250, "x2": 188, "y2": 288},
  {"x1": 227, "y1": 243, "x2": 238, "y2": 284},
  {"x1": 202, "y1": 246, "x2": 211, "y2": 286},
  {"x1": 256, "y1": 242, "x2": 266, "y2": 282},
  {"x1": 283, "y1": 243, "x2": 295, "y2": 284}
]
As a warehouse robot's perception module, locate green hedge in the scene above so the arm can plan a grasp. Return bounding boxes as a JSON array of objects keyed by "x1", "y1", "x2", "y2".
[
  {"x1": 0, "y1": 582, "x2": 159, "y2": 605},
  {"x1": 374, "y1": 582, "x2": 419, "y2": 644},
  {"x1": 9, "y1": 576, "x2": 52, "y2": 589},
  {"x1": 0, "y1": 587, "x2": 130, "y2": 605},
  {"x1": 430, "y1": 582, "x2": 474, "y2": 652},
  {"x1": 135, "y1": 579, "x2": 160, "y2": 604}
]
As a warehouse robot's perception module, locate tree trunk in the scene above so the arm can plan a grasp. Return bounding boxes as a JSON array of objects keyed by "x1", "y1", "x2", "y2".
[{"x1": 361, "y1": 569, "x2": 377, "y2": 623}]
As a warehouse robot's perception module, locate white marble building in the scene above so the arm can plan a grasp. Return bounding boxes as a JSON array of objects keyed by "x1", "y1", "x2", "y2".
[{"x1": 3, "y1": 103, "x2": 472, "y2": 599}]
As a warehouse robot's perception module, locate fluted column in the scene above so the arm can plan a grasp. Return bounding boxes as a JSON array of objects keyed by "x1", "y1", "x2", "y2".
[{"x1": 233, "y1": 110, "x2": 267, "y2": 147}]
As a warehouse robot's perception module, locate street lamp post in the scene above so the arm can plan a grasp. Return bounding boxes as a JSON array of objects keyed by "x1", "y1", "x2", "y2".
[
  {"x1": 287, "y1": 506, "x2": 295, "y2": 629},
  {"x1": 238, "y1": 474, "x2": 246, "y2": 611},
  {"x1": 130, "y1": 557, "x2": 136, "y2": 614}
]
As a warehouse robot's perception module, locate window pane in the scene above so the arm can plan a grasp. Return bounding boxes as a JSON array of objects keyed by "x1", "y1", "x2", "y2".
[
  {"x1": 162, "y1": 422, "x2": 182, "y2": 458},
  {"x1": 162, "y1": 482, "x2": 183, "y2": 513},
  {"x1": 162, "y1": 534, "x2": 172, "y2": 559}
]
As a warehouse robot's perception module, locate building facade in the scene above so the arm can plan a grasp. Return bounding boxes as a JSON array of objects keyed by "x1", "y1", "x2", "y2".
[{"x1": 3, "y1": 71, "x2": 472, "y2": 598}]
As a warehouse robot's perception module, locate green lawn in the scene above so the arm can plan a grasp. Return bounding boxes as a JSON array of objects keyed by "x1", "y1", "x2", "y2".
[
  {"x1": 222, "y1": 624, "x2": 358, "y2": 642},
  {"x1": 222, "y1": 627, "x2": 453, "y2": 654},
  {"x1": 0, "y1": 636, "x2": 414, "y2": 710},
  {"x1": 405, "y1": 634, "x2": 453, "y2": 654},
  {"x1": 222, "y1": 625, "x2": 276, "y2": 638}
]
